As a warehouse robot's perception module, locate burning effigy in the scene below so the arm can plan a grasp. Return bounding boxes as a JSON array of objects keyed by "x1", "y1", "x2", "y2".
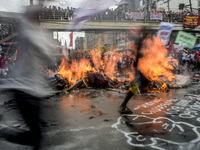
[
  {"x1": 137, "y1": 36, "x2": 177, "y2": 92},
  {"x1": 49, "y1": 28, "x2": 186, "y2": 94},
  {"x1": 52, "y1": 45, "x2": 135, "y2": 92}
]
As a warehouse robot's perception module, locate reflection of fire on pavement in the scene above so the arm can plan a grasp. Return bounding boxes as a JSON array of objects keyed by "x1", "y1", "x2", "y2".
[
  {"x1": 112, "y1": 114, "x2": 200, "y2": 150},
  {"x1": 112, "y1": 98, "x2": 200, "y2": 150}
]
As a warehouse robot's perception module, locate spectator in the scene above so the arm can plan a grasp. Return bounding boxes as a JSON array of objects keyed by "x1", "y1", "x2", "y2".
[
  {"x1": 64, "y1": 7, "x2": 69, "y2": 20},
  {"x1": 39, "y1": 5, "x2": 199, "y2": 23},
  {"x1": 195, "y1": 50, "x2": 200, "y2": 70},
  {"x1": 182, "y1": 51, "x2": 187, "y2": 66},
  {"x1": 60, "y1": 8, "x2": 65, "y2": 20},
  {"x1": 0, "y1": 53, "x2": 7, "y2": 77},
  {"x1": 69, "y1": 7, "x2": 74, "y2": 20}
]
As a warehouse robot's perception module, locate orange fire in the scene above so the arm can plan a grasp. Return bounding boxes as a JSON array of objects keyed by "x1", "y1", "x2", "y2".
[
  {"x1": 138, "y1": 36, "x2": 176, "y2": 92},
  {"x1": 58, "y1": 47, "x2": 135, "y2": 87},
  {"x1": 58, "y1": 57, "x2": 94, "y2": 85},
  {"x1": 58, "y1": 30, "x2": 177, "y2": 91}
]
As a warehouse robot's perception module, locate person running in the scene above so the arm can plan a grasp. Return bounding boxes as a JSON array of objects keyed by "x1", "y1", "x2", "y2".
[
  {"x1": 0, "y1": 4, "x2": 55, "y2": 150},
  {"x1": 119, "y1": 28, "x2": 150, "y2": 114}
]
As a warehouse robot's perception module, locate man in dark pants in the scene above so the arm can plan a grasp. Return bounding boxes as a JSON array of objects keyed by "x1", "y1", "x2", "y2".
[
  {"x1": 0, "y1": 4, "x2": 55, "y2": 150},
  {"x1": 13, "y1": 91, "x2": 41, "y2": 149},
  {"x1": 119, "y1": 28, "x2": 150, "y2": 114}
]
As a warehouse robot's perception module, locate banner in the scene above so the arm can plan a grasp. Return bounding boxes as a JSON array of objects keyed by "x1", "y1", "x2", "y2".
[
  {"x1": 125, "y1": 12, "x2": 144, "y2": 20},
  {"x1": 69, "y1": 0, "x2": 126, "y2": 30},
  {"x1": 175, "y1": 31, "x2": 197, "y2": 49},
  {"x1": 125, "y1": 12, "x2": 162, "y2": 20},
  {"x1": 69, "y1": 32, "x2": 73, "y2": 47},
  {"x1": 150, "y1": 12, "x2": 163, "y2": 20},
  {"x1": 183, "y1": 15, "x2": 200, "y2": 30},
  {"x1": 157, "y1": 22, "x2": 174, "y2": 45},
  {"x1": 12, "y1": 47, "x2": 20, "y2": 62}
]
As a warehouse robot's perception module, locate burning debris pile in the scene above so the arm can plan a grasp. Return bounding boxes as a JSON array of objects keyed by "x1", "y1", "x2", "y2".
[
  {"x1": 51, "y1": 47, "x2": 134, "y2": 92},
  {"x1": 49, "y1": 29, "x2": 188, "y2": 93},
  {"x1": 137, "y1": 36, "x2": 177, "y2": 92}
]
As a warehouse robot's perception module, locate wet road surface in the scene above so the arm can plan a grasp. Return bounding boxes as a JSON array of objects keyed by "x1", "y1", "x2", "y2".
[{"x1": 0, "y1": 81, "x2": 200, "y2": 150}]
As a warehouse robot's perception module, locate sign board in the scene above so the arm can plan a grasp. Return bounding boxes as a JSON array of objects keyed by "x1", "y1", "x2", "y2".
[
  {"x1": 157, "y1": 22, "x2": 174, "y2": 45},
  {"x1": 150, "y1": 12, "x2": 163, "y2": 20},
  {"x1": 175, "y1": 31, "x2": 197, "y2": 49},
  {"x1": 125, "y1": 12, "x2": 162, "y2": 20},
  {"x1": 183, "y1": 15, "x2": 200, "y2": 30},
  {"x1": 125, "y1": 12, "x2": 144, "y2": 20}
]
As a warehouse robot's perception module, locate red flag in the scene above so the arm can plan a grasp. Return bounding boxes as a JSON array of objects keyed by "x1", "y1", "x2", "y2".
[
  {"x1": 62, "y1": 40, "x2": 68, "y2": 59},
  {"x1": 69, "y1": 32, "x2": 73, "y2": 47},
  {"x1": 168, "y1": 39, "x2": 174, "y2": 52},
  {"x1": 101, "y1": 34, "x2": 104, "y2": 43}
]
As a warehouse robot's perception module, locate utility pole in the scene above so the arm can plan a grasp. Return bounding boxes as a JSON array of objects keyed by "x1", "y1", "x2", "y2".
[
  {"x1": 189, "y1": 0, "x2": 192, "y2": 13},
  {"x1": 167, "y1": 0, "x2": 170, "y2": 11},
  {"x1": 30, "y1": 0, "x2": 33, "y2": 5},
  {"x1": 144, "y1": 0, "x2": 147, "y2": 23},
  {"x1": 155, "y1": 0, "x2": 158, "y2": 11},
  {"x1": 144, "y1": 0, "x2": 150, "y2": 22}
]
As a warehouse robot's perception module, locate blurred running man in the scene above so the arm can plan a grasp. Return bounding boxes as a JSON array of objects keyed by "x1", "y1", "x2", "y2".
[
  {"x1": 119, "y1": 28, "x2": 150, "y2": 114},
  {"x1": 0, "y1": 3, "x2": 55, "y2": 150}
]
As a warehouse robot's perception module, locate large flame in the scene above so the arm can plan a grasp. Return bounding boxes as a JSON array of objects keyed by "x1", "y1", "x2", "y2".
[
  {"x1": 138, "y1": 36, "x2": 176, "y2": 92},
  {"x1": 58, "y1": 57, "x2": 94, "y2": 85},
  {"x1": 58, "y1": 47, "x2": 135, "y2": 87},
  {"x1": 58, "y1": 30, "x2": 177, "y2": 92}
]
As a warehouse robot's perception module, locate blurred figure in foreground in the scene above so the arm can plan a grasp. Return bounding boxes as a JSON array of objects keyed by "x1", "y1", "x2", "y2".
[
  {"x1": 118, "y1": 28, "x2": 150, "y2": 114},
  {"x1": 0, "y1": 4, "x2": 55, "y2": 150}
]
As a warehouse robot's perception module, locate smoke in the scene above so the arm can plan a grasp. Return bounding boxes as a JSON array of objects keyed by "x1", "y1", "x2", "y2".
[{"x1": 175, "y1": 75, "x2": 191, "y2": 86}]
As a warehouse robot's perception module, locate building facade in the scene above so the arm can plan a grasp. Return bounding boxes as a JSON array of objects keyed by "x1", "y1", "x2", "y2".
[{"x1": 140, "y1": 0, "x2": 199, "y2": 12}]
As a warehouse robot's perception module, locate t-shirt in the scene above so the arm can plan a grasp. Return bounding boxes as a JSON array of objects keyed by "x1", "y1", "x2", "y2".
[
  {"x1": 185, "y1": 54, "x2": 190, "y2": 61},
  {"x1": 190, "y1": 54, "x2": 195, "y2": 61},
  {"x1": 182, "y1": 52, "x2": 186, "y2": 60}
]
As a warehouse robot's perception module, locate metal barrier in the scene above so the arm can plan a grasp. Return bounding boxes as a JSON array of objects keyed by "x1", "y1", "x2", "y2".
[
  {"x1": 39, "y1": 11, "x2": 185, "y2": 23},
  {"x1": 0, "y1": 24, "x2": 14, "y2": 42}
]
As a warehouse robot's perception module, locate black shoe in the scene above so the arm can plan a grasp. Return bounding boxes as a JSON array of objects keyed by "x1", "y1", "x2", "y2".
[{"x1": 118, "y1": 107, "x2": 133, "y2": 114}]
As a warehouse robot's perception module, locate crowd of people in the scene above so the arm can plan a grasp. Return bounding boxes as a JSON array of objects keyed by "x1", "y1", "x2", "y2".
[
  {"x1": 0, "y1": 5, "x2": 200, "y2": 149},
  {"x1": 178, "y1": 49, "x2": 200, "y2": 70},
  {"x1": 40, "y1": 5, "x2": 199, "y2": 22},
  {"x1": 0, "y1": 48, "x2": 17, "y2": 78},
  {"x1": 1, "y1": 3, "x2": 200, "y2": 149},
  {"x1": 2, "y1": 43, "x2": 200, "y2": 79},
  {"x1": 40, "y1": 6, "x2": 77, "y2": 20},
  {"x1": 0, "y1": 24, "x2": 13, "y2": 39}
]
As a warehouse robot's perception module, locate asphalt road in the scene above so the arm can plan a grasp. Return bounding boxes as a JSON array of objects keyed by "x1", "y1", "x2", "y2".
[{"x1": 1, "y1": 82, "x2": 200, "y2": 150}]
